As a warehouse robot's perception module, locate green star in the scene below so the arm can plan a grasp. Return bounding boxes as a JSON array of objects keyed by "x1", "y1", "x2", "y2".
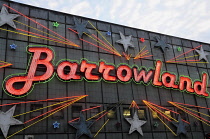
[
  {"x1": 177, "y1": 47, "x2": 182, "y2": 52},
  {"x1": 53, "y1": 22, "x2": 59, "y2": 28},
  {"x1": 153, "y1": 122, "x2": 159, "y2": 128}
]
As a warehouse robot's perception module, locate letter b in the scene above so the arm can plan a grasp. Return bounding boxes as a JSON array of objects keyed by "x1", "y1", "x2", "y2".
[{"x1": 4, "y1": 47, "x2": 54, "y2": 97}]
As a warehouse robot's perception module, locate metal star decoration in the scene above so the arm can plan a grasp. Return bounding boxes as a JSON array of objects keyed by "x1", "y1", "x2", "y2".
[
  {"x1": 0, "y1": 6, "x2": 20, "y2": 29},
  {"x1": 195, "y1": 46, "x2": 209, "y2": 62},
  {"x1": 154, "y1": 36, "x2": 170, "y2": 52},
  {"x1": 139, "y1": 38, "x2": 145, "y2": 43},
  {"x1": 177, "y1": 47, "x2": 182, "y2": 52},
  {"x1": 71, "y1": 17, "x2": 90, "y2": 39},
  {"x1": 10, "y1": 43, "x2": 17, "y2": 50},
  {"x1": 53, "y1": 22, "x2": 59, "y2": 28},
  {"x1": 153, "y1": 121, "x2": 159, "y2": 128},
  {"x1": 106, "y1": 31, "x2": 111, "y2": 36},
  {"x1": 125, "y1": 111, "x2": 147, "y2": 136},
  {"x1": 116, "y1": 31, "x2": 135, "y2": 52},
  {"x1": 69, "y1": 112, "x2": 94, "y2": 139},
  {"x1": 171, "y1": 115, "x2": 189, "y2": 136},
  {"x1": 0, "y1": 105, "x2": 23, "y2": 138},
  {"x1": 53, "y1": 121, "x2": 60, "y2": 128}
]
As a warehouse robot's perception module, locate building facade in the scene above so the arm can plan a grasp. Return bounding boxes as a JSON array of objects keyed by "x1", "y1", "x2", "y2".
[{"x1": 0, "y1": 0, "x2": 210, "y2": 139}]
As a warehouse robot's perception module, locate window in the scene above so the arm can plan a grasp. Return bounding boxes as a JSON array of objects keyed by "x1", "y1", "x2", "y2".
[
  {"x1": 165, "y1": 111, "x2": 171, "y2": 117},
  {"x1": 90, "y1": 106, "x2": 100, "y2": 119},
  {"x1": 107, "y1": 107, "x2": 116, "y2": 119},
  {"x1": 72, "y1": 106, "x2": 82, "y2": 119},
  {"x1": 52, "y1": 105, "x2": 64, "y2": 119},
  {"x1": 30, "y1": 104, "x2": 43, "y2": 118},
  {"x1": 123, "y1": 108, "x2": 131, "y2": 118},
  {"x1": 152, "y1": 111, "x2": 158, "y2": 119},
  {"x1": 25, "y1": 135, "x2": 34, "y2": 139},
  {"x1": 138, "y1": 109, "x2": 145, "y2": 119}
]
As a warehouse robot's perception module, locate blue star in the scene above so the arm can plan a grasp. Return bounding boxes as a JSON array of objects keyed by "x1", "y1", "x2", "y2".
[
  {"x1": 154, "y1": 36, "x2": 170, "y2": 52},
  {"x1": 10, "y1": 43, "x2": 17, "y2": 50},
  {"x1": 53, "y1": 121, "x2": 60, "y2": 128},
  {"x1": 171, "y1": 115, "x2": 189, "y2": 136},
  {"x1": 106, "y1": 31, "x2": 111, "y2": 36},
  {"x1": 71, "y1": 17, "x2": 90, "y2": 39}
]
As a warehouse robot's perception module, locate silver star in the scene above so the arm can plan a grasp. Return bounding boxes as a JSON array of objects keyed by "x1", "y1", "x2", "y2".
[
  {"x1": 125, "y1": 111, "x2": 147, "y2": 136},
  {"x1": 195, "y1": 46, "x2": 209, "y2": 62},
  {"x1": 0, "y1": 105, "x2": 23, "y2": 138},
  {"x1": 0, "y1": 6, "x2": 20, "y2": 29},
  {"x1": 116, "y1": 31, "x2": 134, "y2": 52}
]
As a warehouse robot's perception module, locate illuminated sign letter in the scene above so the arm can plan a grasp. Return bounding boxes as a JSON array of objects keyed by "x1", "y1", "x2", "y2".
[
  {"x1": 80, "y1": 60, "x2": 99, "y2": 80},
  {"x1": 99, "y1": 61, "x2": 116, "y2": 81},
  {"x1": 179, "y1": 76, "x2": 194, "y2": 93},
  {"x1": 57, "y1": 61, "x2": 81, "y2": 81},
  {"x1": 117, "y1": 65, "x2": 132, "y2": 82},
  {"x1": 133, "y1": 68, "x2": 153, "y2": 83},
  {"x1": 193, "y1": 73, "x2": 208, "y2": 96},
  {"x1": 4, "y1": 47, "x2": 54, "y2": 96},
  {"x1": 153, "y1": 61, "x2": 163, "y2": 86},
  {"x1": 161, "y1": 72, "x2": 178, "y2": 88}
]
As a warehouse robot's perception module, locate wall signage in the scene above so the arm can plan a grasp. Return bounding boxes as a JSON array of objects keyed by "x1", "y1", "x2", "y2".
[{"x1": 3, "y1": 46, "x2": 209, "y2": 98}]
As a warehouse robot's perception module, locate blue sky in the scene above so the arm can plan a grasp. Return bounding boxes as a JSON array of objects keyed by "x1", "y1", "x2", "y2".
[{"x1": 12, "y1": 0, "x2": 210, "y2": 43}]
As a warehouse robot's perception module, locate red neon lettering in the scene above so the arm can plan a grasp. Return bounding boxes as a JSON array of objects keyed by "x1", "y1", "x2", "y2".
[
  {"x1": 133, "y1": 68, "x2": 153, "y2": 83},
  {"x1": 153, "y1": 61, "x2": 162, "y2": 86},
  {"x1": 3, "y1": 47, "x2": 209, "y2": 98},
  {"x1": 80, "y1": 60, "x2": 99, "y2": 80},
  {"x1": 179, "y1": 76, "x2": 194, "y2": 92},
  {"x1": 162, "y1": 72, "x2": 178, "y2": 88},
  {"x1": 57, "y1": 61, "x2": 81, "y2": 80},
  {"x1": 5, "y1": 47, "x2": 54, "y2": 96},
  {"x1": 194, "y1": 73, "x2": 209, "y2": 97},
  {"x1": 117, "y1": 65, "x2": 132, "y2": 82},
  {"x1": 99, "y1": 62, "x2": 116, "y2": 81}
]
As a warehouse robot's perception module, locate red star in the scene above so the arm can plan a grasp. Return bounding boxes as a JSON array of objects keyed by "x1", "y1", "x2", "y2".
[{"x1": 139, "y1": 38, "x2": 145, "y2": 42}]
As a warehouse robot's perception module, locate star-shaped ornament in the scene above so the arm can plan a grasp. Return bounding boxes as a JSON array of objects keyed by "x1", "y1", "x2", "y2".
[
  {"x1": 53, "y1": 121, "x2": 60, "y2": 128},
  {"x1": 0, "y1": 105, "x2": 23, "y2": 138},
  {"x1": 153, "y1": 121, "x2": 159, "y2": 128},
  {"x1": 69, "y1": 112, "x2": 94, "y2": 139},
  {"x1": 106, "y1": 31, "x2": 111, "y2": 36},
  {"x1": 154, "y1": 37, "x2": 170, "y2": 52},
  {"x1": 195, "y1": 46, "x2": 209, "y2": 62},
  {"x1": 116, "y1": 31, "x2": 135, "y2": 52},
  {"x1": 139, "y1": 38, "x2": 145, "y2": 43},
  {"x1": 177, "y1": 47, "x2": 182, "y2": 52},
  {"x1": 171, "y1": 115, "x2": 189, "y2": 136},
  {"x1": 10, "y1": 43, "x2": 17, "y2": 50},
  {"x1": 53, "y1": 22, "x2": 59, "y2": 28},
  {"x1": 71, "y1": 17, "x2": 90, "y2": 39},
  {"x1": 0, "y1": 6, "x2": 20, "y2": 29},
  {"x1": 125, "y1": 111, "x2": 147, "y2": 136}
]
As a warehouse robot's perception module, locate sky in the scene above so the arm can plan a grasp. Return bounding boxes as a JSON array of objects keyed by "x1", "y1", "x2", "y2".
[{"x1": 12, "y1": 0, "x2": 210, "y2": 43}]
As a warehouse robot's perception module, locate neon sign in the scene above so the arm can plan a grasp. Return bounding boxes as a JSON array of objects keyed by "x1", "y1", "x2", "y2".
[{"x1": 2, "y1": 46, "x2": 209, "y2": 98}]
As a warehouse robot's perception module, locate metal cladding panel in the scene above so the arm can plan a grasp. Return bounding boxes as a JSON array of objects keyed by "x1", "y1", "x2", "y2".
[{"x1": 0, "y1": 0, "x2": 210, "y2": 139}]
